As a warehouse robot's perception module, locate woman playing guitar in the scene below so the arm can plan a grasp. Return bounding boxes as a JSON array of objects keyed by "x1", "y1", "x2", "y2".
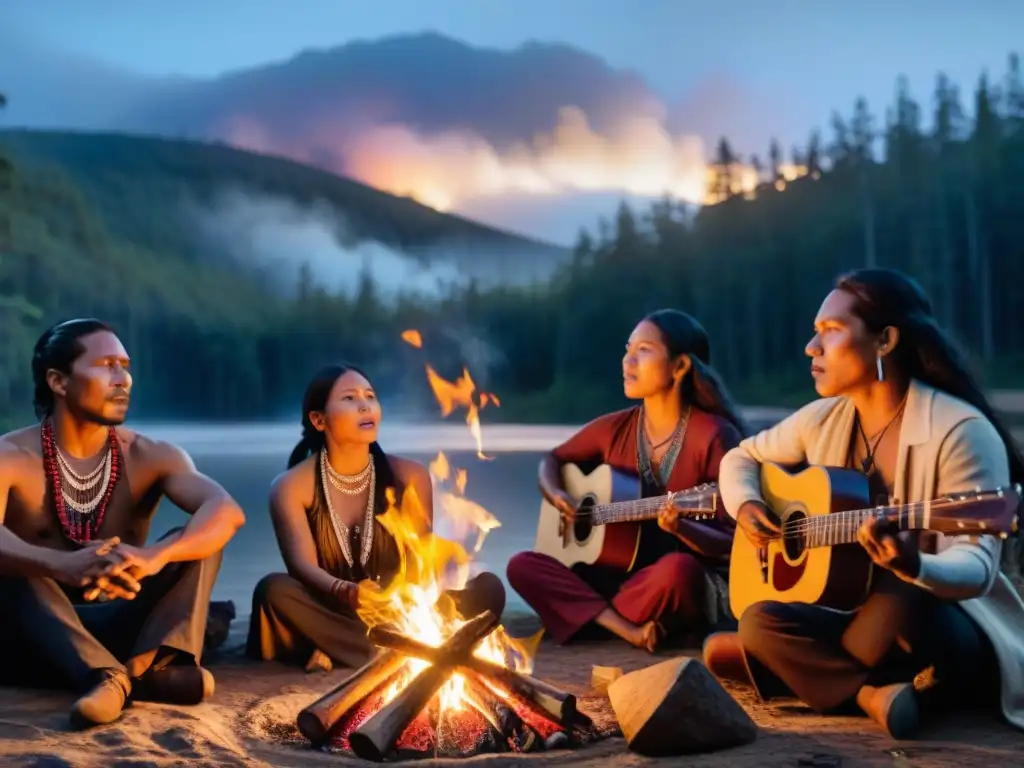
[
  {"x1": 706, "y1": 268, "x2": 1024, "y2": 738},
  {"x1": 507, "y1": 309, "x2": 746, "y2": 652}
]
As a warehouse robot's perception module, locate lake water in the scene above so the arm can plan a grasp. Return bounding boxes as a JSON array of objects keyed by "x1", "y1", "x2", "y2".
[{"x1": 141, "y1": 413, "x2": 791, "y2": 637}]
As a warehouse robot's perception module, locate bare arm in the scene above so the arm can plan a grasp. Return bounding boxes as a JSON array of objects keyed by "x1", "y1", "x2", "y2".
[
  {"x1": 538, "y1": 414, "x2": 614, "y2": 505},
  {"x1": 0, "y1": 462, "x2": 63, "y2": 577},
  {"x1": 268, "y1": 469, "x2": 339, "y2": 597},
  {"x1": 909, "y1": 417, "x2": 1009, "y2": 600},
  {"x1": 392, "y1": 457, "x2": 434, "y2": 531},
  {"x1": 149, "y1": 441, "x2": 246, "y2": 563},
  {"x1": 0, "y1": 447, "x2": 119, "y2": 584},
  {"x1": 672, "y1": 419, "x2": 742, "y2": 560}
]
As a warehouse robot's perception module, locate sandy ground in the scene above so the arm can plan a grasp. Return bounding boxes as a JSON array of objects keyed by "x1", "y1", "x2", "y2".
[{"x1": 1, "y1": 614, "x2": 1022, "y2": 768}]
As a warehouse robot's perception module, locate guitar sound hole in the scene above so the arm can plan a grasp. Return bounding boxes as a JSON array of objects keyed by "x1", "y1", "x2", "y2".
[
  {"x1": 574, "y1": 497, "x2": 596, "y2": 543},
  {"x1": 783, "y1": 510, "x2": 807, "y2": 560}
]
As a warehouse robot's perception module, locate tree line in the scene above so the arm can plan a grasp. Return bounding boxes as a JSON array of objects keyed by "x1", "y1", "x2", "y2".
[{"x1": 0, "y1": 54, "x2": 1023, "y2": 430}]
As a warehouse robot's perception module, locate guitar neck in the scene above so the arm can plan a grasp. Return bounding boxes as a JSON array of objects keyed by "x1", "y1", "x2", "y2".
[
  {"x1": 794, "y1": 500, "x2": 940, "y2": 549},
  {"x1": 591, "y1": 488, "x2": 718, "y2": 525}
]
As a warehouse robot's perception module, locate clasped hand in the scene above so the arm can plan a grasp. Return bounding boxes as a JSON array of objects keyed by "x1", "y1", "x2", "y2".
[
  {"x1": 56, "y1": 537, "x2": 168, "y2": 601},
  {"x1": 856, "y1": 516, "x2": 922, "y2": 579}
]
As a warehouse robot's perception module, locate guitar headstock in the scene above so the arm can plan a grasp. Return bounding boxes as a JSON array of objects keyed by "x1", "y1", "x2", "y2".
[
  {"x1": 671, "y1": 483, "x2": 721, "y2": 522},
  {"x1": 931, "y1": 484, "x2": 1022, "y2": 537}
]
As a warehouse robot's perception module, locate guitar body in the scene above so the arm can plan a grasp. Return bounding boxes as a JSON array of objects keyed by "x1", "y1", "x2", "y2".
[
  {"x1": 729, "y1": 462, "x2": 875, "y2": 619},
  {"x1": 533, "y1": 463, "x2": 646, "y2": 571}
]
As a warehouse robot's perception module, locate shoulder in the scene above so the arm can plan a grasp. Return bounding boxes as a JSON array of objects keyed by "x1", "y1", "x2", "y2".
[
  {"x1": 388, "y1": 455, "x2": 432, "y2": 489},
  {"x1": 578, "y1": 407, "x2": 638, "y2": 436},
  {"x1": 926, "y1": 386, "x2": 992, "y2": 435},
  {"x1": 927, "y1": 389, "x2": 1004, "y2": 456},
  {"x1": 777, "y1": 396, "x2": 846, "y2": 437},
  {"x1": 0, "y1": 427, "x2": 40, "y2": 483},
  {"x1": 119, "y1": 429, "x2": 195, "y2": 472},
  {"x1": 269, "y1": 456, "x2": 316, "y2": 510},
  {"x1": 689, "y1": 409, "x2": 739, "y2": 442}
]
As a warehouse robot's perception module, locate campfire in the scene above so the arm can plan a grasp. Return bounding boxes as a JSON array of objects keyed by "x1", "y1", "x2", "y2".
[
  {"x1": 296, "y1": 598, "x2": 597, "y2": 761},
  {"x1": 291, "y1": 332, "x2": 606, "y2": 761}
]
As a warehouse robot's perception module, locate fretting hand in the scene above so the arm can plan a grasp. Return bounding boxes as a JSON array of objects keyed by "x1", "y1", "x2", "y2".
[
  {"x1": 857, "y1": 516, "x2": 922, "y2": 580},
  {"x1": 657, "y1": 493, "x2": 681, "y2": 537}
]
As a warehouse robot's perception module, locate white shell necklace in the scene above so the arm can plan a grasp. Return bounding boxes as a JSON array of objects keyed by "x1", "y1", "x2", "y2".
[{"x1": 319, "y1": 448, "x2": 375, "y2": 569}]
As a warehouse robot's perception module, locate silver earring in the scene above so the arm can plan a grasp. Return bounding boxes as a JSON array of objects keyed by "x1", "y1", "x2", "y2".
[{"x1": 876, "y1": 354, "x2": 885, "y2": 382}]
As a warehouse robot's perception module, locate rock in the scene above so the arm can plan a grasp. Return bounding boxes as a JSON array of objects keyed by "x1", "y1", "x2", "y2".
[
  {"x1": 607, "y1": 656, "x2": 757, "y2": 756},
  {"x1": 543, "y1": 731, "x2": 570, "y2": 750}
]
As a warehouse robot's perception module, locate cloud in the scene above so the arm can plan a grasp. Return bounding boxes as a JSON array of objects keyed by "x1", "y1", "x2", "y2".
[
  {"x1": 189, "y1": 188, "x2": 468, "y2": 301},
  {"x1": 222, "y1": 105, "x2": 709, "y2": 243}
]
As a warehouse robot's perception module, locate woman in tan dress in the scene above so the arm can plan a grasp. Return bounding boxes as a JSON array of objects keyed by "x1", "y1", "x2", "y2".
[{"x1": 246, "y1": 364, "x2": 434, "y2": 671}]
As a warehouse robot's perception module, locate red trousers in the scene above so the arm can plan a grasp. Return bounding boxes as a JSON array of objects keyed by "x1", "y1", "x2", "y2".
[{"x1": 506, "y1": 550, "x2": 707, "y2": 644}]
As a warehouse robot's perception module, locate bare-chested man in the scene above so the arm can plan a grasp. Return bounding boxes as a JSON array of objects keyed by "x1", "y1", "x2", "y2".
[{"x1": 0, "y1": 319, "x2": 246, "y2": 728}]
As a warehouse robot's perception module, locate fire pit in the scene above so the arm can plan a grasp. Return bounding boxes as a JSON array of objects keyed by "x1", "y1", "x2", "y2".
[{"x1": 296, "y1": 608, "x2": 602, "y2": 761}]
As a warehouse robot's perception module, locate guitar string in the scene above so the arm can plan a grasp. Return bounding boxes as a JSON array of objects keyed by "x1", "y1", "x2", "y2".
[
  {"x1": 565, "y1": 484, "x2": 720, "y2": 520},
  {"x1": 777, "y1": 494, "x2": 1010, "y2": 537}
]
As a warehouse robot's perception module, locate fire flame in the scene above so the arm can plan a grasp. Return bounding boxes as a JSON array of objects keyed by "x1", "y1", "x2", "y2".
[
  {"x1": 403, "y1": 329, "x2": 500, "y2": 460},
  {"x1": 349, "y1": 329, "x2": 536, "y2": 717},
  {"x1": 226, "y1": 109, "x2": 812, "y2": 221}
]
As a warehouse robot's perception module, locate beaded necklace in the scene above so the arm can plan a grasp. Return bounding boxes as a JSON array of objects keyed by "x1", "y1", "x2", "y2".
[{"x1": 40, "y1": 419, "x2": 121, "y2": 544}]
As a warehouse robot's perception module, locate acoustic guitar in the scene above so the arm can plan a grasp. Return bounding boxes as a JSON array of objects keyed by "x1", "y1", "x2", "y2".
[
  {"x1": 728, "y1": 461, "x2": 1021, "y2": 618},
  {"x1": 532, "y1": 462, "x2": 720, "y2": 572}
]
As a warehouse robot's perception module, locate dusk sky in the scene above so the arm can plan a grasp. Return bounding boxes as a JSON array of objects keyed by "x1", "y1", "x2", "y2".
[{"x1": 2, "y1": 1, "x2": 1021, "y2": 243}]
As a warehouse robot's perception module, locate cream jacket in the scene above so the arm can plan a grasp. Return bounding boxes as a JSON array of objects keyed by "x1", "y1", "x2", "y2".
[{"x1": 719, "y1": 379, "x2": 1024, "y2": 729}]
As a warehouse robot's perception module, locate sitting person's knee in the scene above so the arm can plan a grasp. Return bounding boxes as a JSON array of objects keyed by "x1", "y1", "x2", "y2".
[
  {"x1": 737, "y1": 601, "x2": 791, "y2": 650},
  {"x1": 657, "y1": 552, "x2": 704, "y2": 584},
  {"x1": 506, "y1": 551, "x2": 543, "y2": 592},
  {"x1": 253, "y1": 573, "x2": 299, "y2": 608}
]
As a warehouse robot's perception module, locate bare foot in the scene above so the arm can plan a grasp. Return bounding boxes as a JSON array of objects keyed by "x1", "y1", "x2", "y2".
[
  {"x1": 305, "y1": 649, "x2": 334, "y2": 673},
  {"x1": 631, "y1": 620, "x2": 662, "y2": 653}
]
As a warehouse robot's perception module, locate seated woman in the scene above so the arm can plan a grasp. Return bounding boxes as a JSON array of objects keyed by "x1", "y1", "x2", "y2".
[
  {"x1": 506, "y1": 309, "x2": 747, "y2": 653},
  {"x1": 246, "y1": 364, "x2": 434, "y2": 671},
  {"x1": 704, "y1": 268, "x2": 1024, "y2": 738}
]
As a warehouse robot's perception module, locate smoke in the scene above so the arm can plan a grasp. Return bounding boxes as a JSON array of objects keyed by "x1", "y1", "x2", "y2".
[
  {"x1": 190, "y1": 188, "x2": 467, "y2": 301},
  {"x1": 222, "y1": 105, "x2": 710, "y2": 234}
]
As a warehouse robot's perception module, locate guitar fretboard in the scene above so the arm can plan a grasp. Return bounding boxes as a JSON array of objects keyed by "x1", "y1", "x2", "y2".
[
  {"x1": 784, "y1": 498, "x2": 947, "y2": 549},
  {"x1": 589, "y1": 486, "x2": 718, "y2": 525}
]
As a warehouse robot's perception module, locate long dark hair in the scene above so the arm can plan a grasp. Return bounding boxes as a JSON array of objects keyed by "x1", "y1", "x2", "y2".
[
  {"x1": 32, "y1": 318, "x2": 115, "y2": 419},
  {"x1": 643, "y1": 309, "x2": 749, "y2": 437},
  {"x1": 287, "y1": 364, "x2": 400, "y2": 513},
  {"x1": 836, "y1": 268, "x2": 1024, "y2": 485}
]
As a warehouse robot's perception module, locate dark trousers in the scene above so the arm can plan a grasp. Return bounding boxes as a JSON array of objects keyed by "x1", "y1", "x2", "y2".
[
  {"x1": 0, "y1": 528, "x2": 223, "y2": 693},
  {"x1": 246, "y1": 573, "x2": 375, "y2": 670},
  {"x1": 737, "y1": 570, "x2": 997, "y2": 713}
]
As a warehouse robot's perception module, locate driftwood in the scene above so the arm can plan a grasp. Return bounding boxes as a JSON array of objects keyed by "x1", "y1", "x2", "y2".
[
  {"x1": 608, "y1": 657, "x2": 758, "y2": 756},
  {"x1": 296, "y1": 649, "x2": 408, "y2": 745},
  {"x1": 368, "y1": 624, "x2": 579, "y2": 726},
  {"x1": 348, "y1": 610, "x2": 500, "y2": 762}
]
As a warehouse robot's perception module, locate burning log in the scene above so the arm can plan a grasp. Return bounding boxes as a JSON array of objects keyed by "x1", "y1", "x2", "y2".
[
  {"x1": 367, "y1": 624, "x2": 580, "y2": 726},
  {"x1": 296, "y1": 649, "x2": 409, "y2": 745},
  {"x1": 464, "y1": 672, "x2": 539, "y2": 753},
  {"x1": 348, "y1": 610, "x2": 500, "y2": 762}
]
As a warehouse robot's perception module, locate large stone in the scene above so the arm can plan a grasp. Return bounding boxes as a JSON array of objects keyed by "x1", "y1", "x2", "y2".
[{"x1": 607, "y1": 656, "x2": 758, "y2": 756}]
